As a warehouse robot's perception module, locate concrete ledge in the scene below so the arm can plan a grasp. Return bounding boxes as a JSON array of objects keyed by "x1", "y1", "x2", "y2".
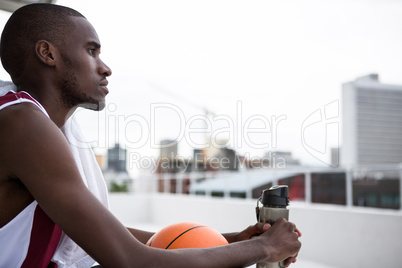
[{"x1": 109, "y1": 193, "x2": 402, "y2": 268}]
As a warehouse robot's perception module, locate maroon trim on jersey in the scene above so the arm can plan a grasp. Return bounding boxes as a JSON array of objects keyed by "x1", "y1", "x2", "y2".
[
  {"x1": 20, "y1": 204, "x2": 62, "y2": 268},
  {"x1": 0, "y1": 91, "x2": 40, "y2": 106}
]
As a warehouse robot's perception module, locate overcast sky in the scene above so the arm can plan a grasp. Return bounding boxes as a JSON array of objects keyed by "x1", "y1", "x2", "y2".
[{"x1": 1, "y1": 0, "x2": 402, "y2": 174}]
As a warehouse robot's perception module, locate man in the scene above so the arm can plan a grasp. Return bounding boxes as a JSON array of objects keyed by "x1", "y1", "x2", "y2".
[{"x1": 0, "y1": 3, "x2": 301, "y2": 267}]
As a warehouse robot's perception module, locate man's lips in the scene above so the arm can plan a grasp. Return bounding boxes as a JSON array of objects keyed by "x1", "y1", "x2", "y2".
[{"x1": 100, "y1": 80, "x2": 109, "y2": 94}]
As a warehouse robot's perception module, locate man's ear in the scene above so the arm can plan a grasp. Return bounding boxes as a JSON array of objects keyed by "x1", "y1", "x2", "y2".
[{"x1": 35, "y1": 40, "x2": 57, "y2": 66}]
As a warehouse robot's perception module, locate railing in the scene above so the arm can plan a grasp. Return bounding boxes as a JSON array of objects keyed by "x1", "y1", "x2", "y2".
[
  {"x1": 127, "y1": 165, "x2": 402, "y2": 211},
  {"x1": 109, "y1": 190, "x2": 402, "y2": 268}
]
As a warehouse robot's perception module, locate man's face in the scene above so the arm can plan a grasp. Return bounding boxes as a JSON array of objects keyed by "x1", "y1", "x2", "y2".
[{"x1": 58, "y1": 17, "x2": 112, "y2": 111}]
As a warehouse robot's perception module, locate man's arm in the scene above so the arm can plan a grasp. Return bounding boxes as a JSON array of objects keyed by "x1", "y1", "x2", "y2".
[
  {"x1": 0, "y1": 103, "x2": 301, "y2": 267},
  {"x1": 127, "y1": 228, "x2": 155, "y2": 244}
]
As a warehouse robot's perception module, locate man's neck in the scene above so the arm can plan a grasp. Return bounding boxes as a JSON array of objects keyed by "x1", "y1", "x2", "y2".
[{"x1": 16, "y1": 86, "x2": 72, "y2": 128}]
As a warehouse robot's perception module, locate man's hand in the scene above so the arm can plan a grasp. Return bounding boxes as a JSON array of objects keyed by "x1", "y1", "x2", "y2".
[
  {"x1": 223, "y1": 222, "x2": 271, "y2": 243},
  {"x1": 259, "y1": 218, "x2": 302, "y2": 266}
]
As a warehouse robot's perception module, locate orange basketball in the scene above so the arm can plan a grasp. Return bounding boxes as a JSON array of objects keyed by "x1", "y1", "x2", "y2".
[{"x1": 146, "y1": 222, "x2": 228, "y2": 249}]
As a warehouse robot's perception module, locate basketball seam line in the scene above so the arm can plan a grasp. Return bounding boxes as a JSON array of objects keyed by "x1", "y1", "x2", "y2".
[
  {"x1": 165, "y1": 225, "x2": 206, "y2": 249},
  {"x1": 148, "y1": 235, "x2": 155, "y2": 247}
]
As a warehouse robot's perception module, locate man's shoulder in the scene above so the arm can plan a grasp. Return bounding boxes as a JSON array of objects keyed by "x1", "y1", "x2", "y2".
[
  {"x1": 0, "y1": 100, "x2": 48, "y2": 125},
  {"x1": 0, "y1": 102, "x2": 56, "y2": 156}
]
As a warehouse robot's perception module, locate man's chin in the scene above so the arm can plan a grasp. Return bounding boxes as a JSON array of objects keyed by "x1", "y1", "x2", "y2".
[
  {"x1": 78, "y1": 101, "x2": 105, "y2": 111},
  {"x1": 98, "y1": 102, "x2": 106, "y2": 111}
]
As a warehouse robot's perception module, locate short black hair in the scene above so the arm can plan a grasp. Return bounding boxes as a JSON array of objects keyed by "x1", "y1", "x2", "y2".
[{"x1": 0, "y1": 4, "x2": 85, "y2": 81}]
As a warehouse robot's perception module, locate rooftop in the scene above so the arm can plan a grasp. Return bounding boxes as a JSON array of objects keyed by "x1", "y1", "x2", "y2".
[{"x1": 109, "y1": 191, "x2": 402, "y2": 268}]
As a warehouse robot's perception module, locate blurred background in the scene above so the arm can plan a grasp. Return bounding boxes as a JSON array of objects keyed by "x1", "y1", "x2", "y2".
[
  {"x1": 1, "y1": 1, "x2": 402, "y2": 267},
  {"x1": 1, "y1": 0, "x2": 402, "y2": 175}
]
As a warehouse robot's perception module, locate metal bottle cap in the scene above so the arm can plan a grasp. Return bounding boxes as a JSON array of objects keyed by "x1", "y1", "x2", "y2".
[{"x1": 261, "y1": 185, "x2": 289, "y2": 207}]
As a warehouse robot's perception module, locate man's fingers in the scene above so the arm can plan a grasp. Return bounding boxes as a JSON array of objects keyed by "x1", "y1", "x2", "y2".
[
  {"x1": 254, "y1": 222, "x2": 271, "y2": 233},
  {"x1": 284, "y1": 256, "x2": 298, "y2": 267},
  {"x1": 295, "y1": 227, "x2": 302, "y2": 237},
  {"x1": 263, "y1": 223, "x2": 271, "y2": 231}
]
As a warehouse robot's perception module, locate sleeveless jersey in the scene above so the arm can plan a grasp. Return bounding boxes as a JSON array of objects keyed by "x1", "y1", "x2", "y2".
[{"x1": 0, "y1": 91, "x2": 62, "y2": 268}]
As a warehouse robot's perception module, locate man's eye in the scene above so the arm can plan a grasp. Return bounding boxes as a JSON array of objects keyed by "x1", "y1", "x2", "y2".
[{"x1": 89, "y1": 48, "x2": 96, "y2": 55}]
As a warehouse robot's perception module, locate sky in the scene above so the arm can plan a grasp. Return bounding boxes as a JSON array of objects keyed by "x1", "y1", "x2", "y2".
[{"x1": 1, "y1": 0, "x2": 402, "y2": 175}]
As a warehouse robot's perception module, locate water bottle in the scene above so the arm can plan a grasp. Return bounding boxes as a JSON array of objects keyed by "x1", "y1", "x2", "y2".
[{"x1": 255, "y1": 185, "x2": 289, "y2": 268}]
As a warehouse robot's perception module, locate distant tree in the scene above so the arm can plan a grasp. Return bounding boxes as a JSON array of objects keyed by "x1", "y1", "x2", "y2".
[{"x1": 109, "y1": 181, "x2": 129, "y2": 192}]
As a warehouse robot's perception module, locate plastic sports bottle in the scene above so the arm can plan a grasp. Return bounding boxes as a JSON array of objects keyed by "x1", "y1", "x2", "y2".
[{"x1": 256, "y1": 185, "x2": 289, "y2": 268}]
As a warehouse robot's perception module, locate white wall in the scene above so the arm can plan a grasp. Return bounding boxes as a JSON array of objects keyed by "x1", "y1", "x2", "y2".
[{"x1": 109, "y1": 193, "x2": 402, "y2": 268}]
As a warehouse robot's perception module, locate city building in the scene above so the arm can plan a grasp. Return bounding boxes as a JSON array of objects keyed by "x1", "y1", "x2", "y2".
[
  {"x1": 159, "y1": 139, "x2": 178, "y2": 159},
  {"x1": 104, "y1": 144, "x2": 132, "y2": 192},
  {"x1": 342, "y1": 74, "x2": 402, "y2": 167},
  {"x1": 156, "y1": 140, "x2": 184, "y2": 174},
  {"x1": 330, "y1": 147, "x2": 339, "y2": 167},
  {"x1": 107, "y1": 143, "x2": 127, "y2": 173}
]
